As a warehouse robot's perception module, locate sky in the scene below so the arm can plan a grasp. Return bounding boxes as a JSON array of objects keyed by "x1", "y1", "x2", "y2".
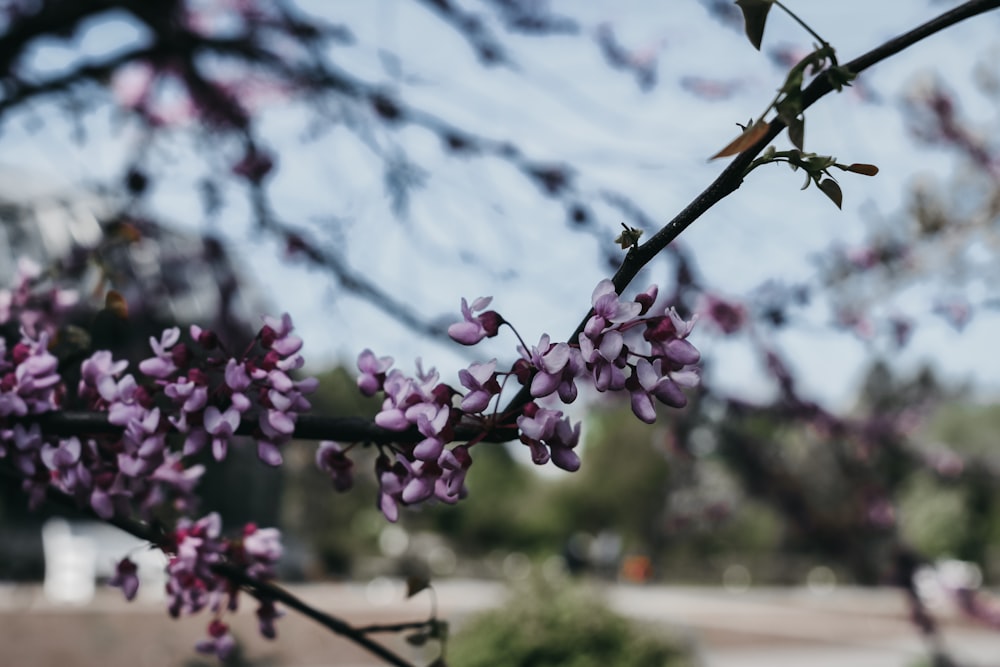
[{"x1": 3, "y1": 1, "x2": 1000, "y2": 411}]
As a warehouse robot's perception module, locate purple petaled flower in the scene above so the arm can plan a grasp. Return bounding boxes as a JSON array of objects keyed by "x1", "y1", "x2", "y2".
[
  {"x1": 79, "y1": 351, "x2": 128, "y2": 396},
  {"x1": 316, "y1": 441, "x2": 354, "y2": 492},
  {"x1": 40, "y1": 435, "x2": 80, "y2": 470},
  {"x1": 520, "y1": 336, "x2": 583, "y2": 403},
  {"x1": 243, "y1": 524, "x2": 283, "y2": 579},
  {"x1": 634, "y1": 284, "x2": 659, "y2": 315},
  {"x1": 257, "y1": 599, "x2": 284, "y2": 640},
  {"x1": 591, "y1": 280, "x2": 642, "y2": 326},
  {"x1": 164, "y1": 376, "x2": 208, "y2": 413},
  {"x1": 224, "y1": 359, "x2": 252, "y2": 392},
  {"x1": 167, "y1": 513, "x2": 225, "y2": 618},
  {"x1": 458, "y1": 359, "x2": 500, "y2": 413},
  {"x1": 516, "y1": 402, "x2": 581, "y2": 471},
  {"x1": 261, "y1": 313, "x2": 303, "y2": 356},
  {"x1": 448, "y1": 296, "x2": 503, "y2": 345},
  {"x1": 151, "y1": 452, "x2": 205, "y2": 495},
  {"x1": 549, "y1": 418, "x2": 582, "y2": 472},
  {"x1": 356, "y1": 349, "x2": 393, "y2": 397},
  {"x1": 376, "y1": 456, "x2": 405, "y2": 522},
  {"x1": 195, "y1": 620, "x2": 236, "y2": 660},
  {"x1": 138, "y1": 327, "x2": 181, "y2": 379},
  {"x1": 700, "y1": 293, "x2": 747, "y2": 335},
  {"x1": 578, "y1": 328, "x2": 627, "y2": 392},
  {"x1": 436, "y1": 444, "x2": 473, "y2": 503},
  {"x1": 109, "y1": 557, "x2": 140, "y2": 601},
  {"x1": 204, "y1": 406, "x2": 240, "y2": 461},
  {"x1": 627, "y1": 359, "x2": 689, "y2": 424},
  {"x1": 410, "y1": 403, "x2": 451, "y2": 461}
]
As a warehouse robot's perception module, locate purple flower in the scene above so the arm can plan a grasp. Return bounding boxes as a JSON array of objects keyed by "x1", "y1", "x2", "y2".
[
  {"x1": 436, "y1": 444, "x2": 473, "y2": 503},
  {"x1": 591, "y1": 280, "x2": 641, "y2": 326},
  {"x1": 243, "y1": 525, "x2": 283, "y2": 570},
  {"x1": 204, "y1": 406, "x2": 240, "y2": 461},
  {"x1": 700, "y1": 293, "x2": 747, "y2": 335},
  {"x1": 109, "y1": 557, "x2": 140, "y2": 601},
  {"x1": 224, "y1": 359, "x2": 252, "y2": 391},
  {"x1": 195, "y1": 620, "x2": 236, "y2": 660},
  {"x1": 448, "y1": 296, "x2": 502, "y2": 345},
  {"x1": 627, "y1": 359, "x2": 688, "y2": 424},
  {"x1": 516, "y1": 402, "x2": 581, "y2": 471},
  {"x1": 138, "y1": 328, "x2": 181, "y2": 379},
  {"x1": 261, "y1": 313, "x2": 303, "y2": 356},
  {"x1": 357, "y1": 349, "x2": 393, "y2": 396},
  {"x1": 79, "y1": 351, "x2": 128, "y2": 393},
  {"x1": 151, "y1": 452, "x2": 205, "y2": 495},
  {"x1": 256, "y1": 600, "x2": 284, "y2": 639},
  {"x1": 458, "y1": 359, "x2": 500, "y2": 413},
  {"x1": 316, "y1": 441, "x2": 354, "y2": 492},
  {"x1": 578, "y1": 328, "x2": 627, "y2": 392},
  {"x1": 376, "y1": 457, "x2": 405, "y2": 522},
  {"x1": 520, "y1": 336, "x2": 583, "y2": 403}
]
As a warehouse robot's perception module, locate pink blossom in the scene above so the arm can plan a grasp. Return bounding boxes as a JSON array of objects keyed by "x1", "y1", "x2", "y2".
[{"x1": 448, "y1": 296, "x2": 502, "y2": 345}]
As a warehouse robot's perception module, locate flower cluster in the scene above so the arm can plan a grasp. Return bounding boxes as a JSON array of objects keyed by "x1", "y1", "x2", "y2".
[
  {"x1": 328, "y1": 279, "x2": 700, "y2": 522},
  {"x1": 148, "y1": 314, "x2": 318, "y2": 467},
  {"x1": 1, "y1": 311, "x2": 310, "y2": 659},
  {"x1": 109, "y1": 513, "x2": 284, "y2": 660},
  {"x1": 353, "y1": 352, "x2": 474, "y2": 521}
]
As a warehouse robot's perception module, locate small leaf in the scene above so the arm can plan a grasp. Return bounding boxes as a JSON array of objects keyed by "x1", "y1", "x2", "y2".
[
  {"x1": 735, "y1": 0, "x2": 774, "y2": 50},
  {"x1": 787, "y1": 116, "x2": 805, "y2": 151},
  {"x1": 845, "y1": 163, "x2": 879, "y2": 176},
  {"x1": 825, "y1": 65, "x2": 856, "y2": 91},
  {"x1": 406, "y1": 575, "x2": 430, "y2": 598},
  {"x1": 818, "y1": 178, "x2": 843, "y2": 208},
  {"x1": 711, "y1": 120, "x2": 770, "y2": 159},
  {"x1": 614, "y1": 223, "x2": 643, "y2": 249}
]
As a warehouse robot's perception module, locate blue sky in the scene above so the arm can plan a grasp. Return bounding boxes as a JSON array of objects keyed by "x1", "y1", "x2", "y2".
[{"x1": 3, "y1": 1, "x2": 1000, "y2": 410}]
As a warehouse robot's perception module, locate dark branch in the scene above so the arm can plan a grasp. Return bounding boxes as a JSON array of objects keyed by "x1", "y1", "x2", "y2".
[
  {"x1": 500, "y1": 0, "x2": 1000, "y2": 418},
  {"x1": 19, "y1": 410, "x2": 519, "y2": 445}
]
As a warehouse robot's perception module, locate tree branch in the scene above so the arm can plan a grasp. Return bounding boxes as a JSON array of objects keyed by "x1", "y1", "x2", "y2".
[
  {"x1": 500, "y1": 0, "x2": 1000, "y2": 418},
  {"x1": 19, "y1": 410, "x2": 519, "y2": 445},
  {"x1": 19, "y1": 469, "x2": 422, "y2": 667}
]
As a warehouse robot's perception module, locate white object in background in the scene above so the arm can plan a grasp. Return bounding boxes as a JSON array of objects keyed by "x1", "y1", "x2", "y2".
[{"x1": 42, "y1": 518, "x2": 97, "y2": 604}]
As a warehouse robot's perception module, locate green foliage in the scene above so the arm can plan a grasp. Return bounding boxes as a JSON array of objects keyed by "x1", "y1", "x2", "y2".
[
  {"x1": 447, "y1": 580, "x2": 692, "y2": 667},
  {"x1": 898, "y1": 472, "x2": 969, "y2": 558},
  {"x1": 281, "y1": 366, "x2": 384, "y2": 575},
  {"x1": 550, "y1": 403, "x2": 673, "y2": 543}
]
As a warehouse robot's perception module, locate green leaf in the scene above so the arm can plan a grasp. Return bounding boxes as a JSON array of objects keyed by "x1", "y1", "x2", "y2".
[
  {"x1": 735, "y1": 0, "x2": 774, "y2": 50},
  {"x1": 614, "y1": 223, "x2": 643, "y2": 249},
  {"x1": 711, "y1": 120, "x2": 770, "y2": 159},
  {"x1": 825, "y1": 65, "x2": 856, "y2": 91},
  {"x1": 818, "y1": 178, "x2": 843, "y2": 208},
  {"x1": 787, "y1": 116, "x2": 805, "y2": 151}
]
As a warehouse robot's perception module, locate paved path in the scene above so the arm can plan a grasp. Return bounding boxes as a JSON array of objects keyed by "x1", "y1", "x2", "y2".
[{"x1": 1, "y1": 581, "x2": 998, "y2": 666}]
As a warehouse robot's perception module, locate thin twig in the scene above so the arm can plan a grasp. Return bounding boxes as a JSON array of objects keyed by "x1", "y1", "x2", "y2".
[{"x1": 501, "y1": 0, "x2": 1000, "y2": 418}]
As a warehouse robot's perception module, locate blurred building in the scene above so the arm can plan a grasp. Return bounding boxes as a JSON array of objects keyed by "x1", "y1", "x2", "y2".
[{"x1": 0, "y1": 175, "x2": 268, "y2": 344}]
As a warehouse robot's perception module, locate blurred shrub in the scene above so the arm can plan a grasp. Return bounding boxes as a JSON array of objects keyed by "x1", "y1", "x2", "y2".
[{"x1": 447, "y1": 580, "x2": 693, "y2": 667}]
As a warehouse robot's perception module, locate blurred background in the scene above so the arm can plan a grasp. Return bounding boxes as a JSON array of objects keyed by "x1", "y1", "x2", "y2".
[{"x1": 2, "y1": 1, "x2": 1000, "y2": 665}]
